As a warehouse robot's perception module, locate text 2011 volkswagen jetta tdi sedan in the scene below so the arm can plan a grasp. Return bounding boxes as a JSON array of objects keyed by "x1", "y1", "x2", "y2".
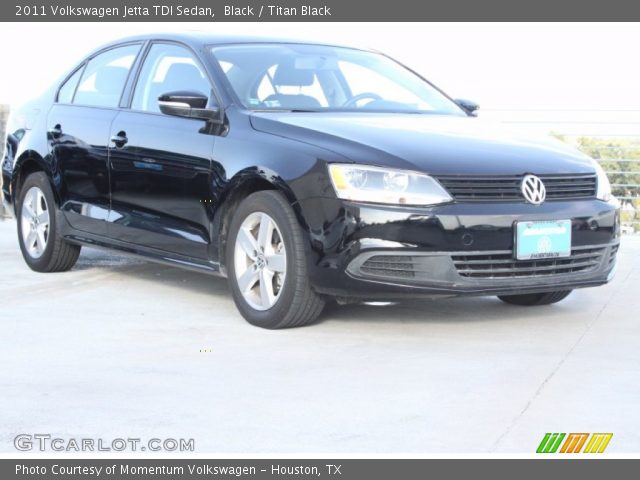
[{"x1": 2, "y1": 33, "x2": 620, "y2": 328}]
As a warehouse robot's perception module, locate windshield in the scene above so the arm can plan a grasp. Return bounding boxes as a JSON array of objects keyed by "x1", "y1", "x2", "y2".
[{"x1": 210, "y1": 43, "x2": 465, "y2": 115}]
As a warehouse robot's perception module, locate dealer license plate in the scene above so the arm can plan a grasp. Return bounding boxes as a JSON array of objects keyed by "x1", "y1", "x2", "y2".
[{"x1": 515, "y1": 220, "x2": 572, "y2": 260}]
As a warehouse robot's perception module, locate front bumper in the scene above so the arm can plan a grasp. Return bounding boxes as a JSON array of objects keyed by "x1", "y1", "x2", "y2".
[
  {"x1": 298, "y1": 197, "x2": 620, "y2": 300},
  {"x1": 346, "y1": 242, "x2": 618, "y2": 295}
]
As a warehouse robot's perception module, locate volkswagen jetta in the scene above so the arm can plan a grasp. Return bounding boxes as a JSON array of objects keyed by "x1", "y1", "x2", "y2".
[{"x1": 2, "y1": 33, "x2": 620, "y2": 328}]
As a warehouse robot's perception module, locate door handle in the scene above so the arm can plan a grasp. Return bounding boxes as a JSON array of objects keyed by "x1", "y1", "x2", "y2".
[
  {"x1": 48, "y1": 124, "x2": 62, "y2": 138},
  {"x1": 110, "y1": 131, "x2": 128, "y2": 148}
]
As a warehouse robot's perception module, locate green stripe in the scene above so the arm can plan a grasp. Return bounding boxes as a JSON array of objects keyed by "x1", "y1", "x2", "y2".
[
  {"x1": 548, "y1": 433, "x2": 566, "y2": 453},
  {"x1": 537, "y1": 433, "x2": 552, "y2": 453},
  {"x1": 542, "y1": 433, "x2": 558, "y2": 453},
  {"x1": 538, "y1": 433, "x2": 567, "y2": 453}
]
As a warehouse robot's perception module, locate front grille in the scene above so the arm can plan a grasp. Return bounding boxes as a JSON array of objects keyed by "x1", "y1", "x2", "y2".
[
  {"x1": 452, "y1": 245, "x2": 607, "y2": 279},
  {"x1": 360, "y1": 255, "x2": 415, "y2": 279},
  {"x1": 436, "y1": 174, "x2": 597, "y2": 201}
]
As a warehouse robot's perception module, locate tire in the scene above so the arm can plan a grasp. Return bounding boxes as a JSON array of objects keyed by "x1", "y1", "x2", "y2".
[
  {"x1": 16, "y1": 172, "x2": 81, "y2": 272},
  {"x1": 226, "y1": 190, "x2": 325, "y2": 329},
  {"x1": 497, "y1": 290, "x2": 572, "y2": 306}
]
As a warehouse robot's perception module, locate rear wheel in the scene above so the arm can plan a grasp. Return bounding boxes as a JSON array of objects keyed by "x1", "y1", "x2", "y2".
[
  {"x1": 226, "y1": 191, "x2": 325, "y2": 329},
  {"x1": 497, "y1": 290, "x2": 572, "y2": 306},
  {"x1": 17, "y1": 172, "x2": 80, "y2": 272}
]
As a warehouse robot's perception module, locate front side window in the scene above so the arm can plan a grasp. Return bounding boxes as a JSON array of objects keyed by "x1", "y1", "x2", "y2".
[
  {"x1": 73, "y1": 44, "x2": 140, "y2": 108},
  {"x1": 131, "y1": 43, "x2": 211, "y2": 113},
  {"x1": 210, "y1": 43, "x2": 464, "y2": 114}
]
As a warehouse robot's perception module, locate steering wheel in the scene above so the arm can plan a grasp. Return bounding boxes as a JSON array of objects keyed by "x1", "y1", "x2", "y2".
[{"x1": 342, "y1": 92, "x2": 383, "y2": 108}]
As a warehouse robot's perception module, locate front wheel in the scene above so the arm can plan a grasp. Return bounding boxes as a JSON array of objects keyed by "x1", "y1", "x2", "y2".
[
  {"x1": 226, "y1": 191, "x2": 325, "y2": 329},
  {"x1": 497, "y1": 290, "x2": 572, "y2": 306}
]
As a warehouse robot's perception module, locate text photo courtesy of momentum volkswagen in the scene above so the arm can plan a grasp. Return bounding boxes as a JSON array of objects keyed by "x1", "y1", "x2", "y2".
[{"x1": 2, "y1": 33, "x2": 620, "y2": 328}]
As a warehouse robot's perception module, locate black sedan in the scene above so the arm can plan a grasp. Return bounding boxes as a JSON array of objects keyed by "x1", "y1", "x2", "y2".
[{"x1": 2, "y1": 33, "x2": 620, "y2": 328}]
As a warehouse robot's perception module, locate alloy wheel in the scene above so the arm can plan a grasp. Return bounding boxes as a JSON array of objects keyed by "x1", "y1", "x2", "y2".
[
  {"x1": 233, "y1": 212, "x2": 287, "y2": 311},
  {"x1": 20, "y1": 186, "x2": 50, "y2": 258}
]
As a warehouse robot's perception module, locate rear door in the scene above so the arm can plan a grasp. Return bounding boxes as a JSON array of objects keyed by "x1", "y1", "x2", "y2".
[
  {"x1": 107, "y1": 42, "x2": 216, "y2": 260},
  {"x1": 48, "y1": 43, "x2": 141, "y2": 235}
]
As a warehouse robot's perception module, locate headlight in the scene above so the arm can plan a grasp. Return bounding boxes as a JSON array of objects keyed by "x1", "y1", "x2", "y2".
[
  {"x1": 328, "y1": 164, "x2": 452, "y2": 206},
  {"x1": 594, "y1": 162, "x2": 612, "y2": 201}
]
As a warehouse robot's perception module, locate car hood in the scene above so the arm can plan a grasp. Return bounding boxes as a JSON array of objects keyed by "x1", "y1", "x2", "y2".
[{"x1": 249, "y1": 112, "x2": 596, "y2": 176}]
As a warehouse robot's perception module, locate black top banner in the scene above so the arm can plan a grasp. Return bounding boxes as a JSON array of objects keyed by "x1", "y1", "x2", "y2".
[{"x1": 4, "y1": 0, "x2": 640, "y2": 21}]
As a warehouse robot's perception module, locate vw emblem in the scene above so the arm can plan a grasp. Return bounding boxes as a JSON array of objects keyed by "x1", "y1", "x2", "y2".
[{"x1": 521, "y1": 174, "x2": 546, "y2": 205}]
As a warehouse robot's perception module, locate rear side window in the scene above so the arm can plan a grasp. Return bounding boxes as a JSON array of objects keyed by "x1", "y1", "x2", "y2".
[
  {"x1": 57, "y1": 68, "x2": 83, "y2": 104},
  {"x1": 131, "y1": 43, "x2": 210, "y2": 113},
  {"x1": 73, "y1": 44, "x2": 141, "y2": 108}
]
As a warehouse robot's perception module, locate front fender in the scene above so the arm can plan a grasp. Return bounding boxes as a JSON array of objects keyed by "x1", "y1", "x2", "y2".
[{"x1": 210, "y1": 166, "x2": 305, "y2": 270}]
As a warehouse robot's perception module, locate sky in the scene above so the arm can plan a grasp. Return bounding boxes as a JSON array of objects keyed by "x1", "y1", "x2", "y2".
[{"x1": 1, "y1": 22, "x2": 639, "y2": 134}]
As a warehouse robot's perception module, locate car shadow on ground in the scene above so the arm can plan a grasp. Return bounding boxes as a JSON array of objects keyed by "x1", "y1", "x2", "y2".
[
  {"x1": 73, "y1": 247, "x2": 581, "y2": 326},
  {"x1": 321, "y1": 296, "x2": 576, "y2": 325}
]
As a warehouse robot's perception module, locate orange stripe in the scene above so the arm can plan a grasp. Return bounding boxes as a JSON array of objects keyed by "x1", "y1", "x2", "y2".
[
  {"x1": 574, "y1": 433, "x2": 589, "y2": 453},
  {"x1": 560, "y1": 434, "x2": 578, "y2": 453}
]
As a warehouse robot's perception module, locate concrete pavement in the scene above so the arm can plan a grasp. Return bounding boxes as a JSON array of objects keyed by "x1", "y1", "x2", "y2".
[{"x1": 0, "y1": 219, "x2": 638, "y2": 453}]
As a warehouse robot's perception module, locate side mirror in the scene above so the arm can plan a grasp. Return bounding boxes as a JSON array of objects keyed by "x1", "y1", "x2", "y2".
[
  {"x1": 158, "y1": 91, "x2": 220, "y2": 121},
  {"x1": 455, "y1": 98, "x2": 479, "y2": 116}
]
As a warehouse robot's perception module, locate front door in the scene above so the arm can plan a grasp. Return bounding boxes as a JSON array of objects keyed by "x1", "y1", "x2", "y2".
[{"x1": 107, "y1": 43, "x2": 216, "y2": 260}]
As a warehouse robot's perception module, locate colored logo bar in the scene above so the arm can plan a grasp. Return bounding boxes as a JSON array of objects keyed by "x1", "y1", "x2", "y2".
[{"x1": 537, "y1": 433, "x2": 613, "y2": 453}]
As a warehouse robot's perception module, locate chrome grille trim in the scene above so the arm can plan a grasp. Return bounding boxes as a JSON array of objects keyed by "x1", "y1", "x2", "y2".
[
  {"x1": 451, "y1": 244, "x2": 609, "y2": 279},
  {"x1": 361, "y1": 255, "x2": 416, "y2": 279},
  {"x1": 348, "y1": 243, "x2": 618, "y2": 285},
  {"x1": 608, "y1": 244, "x2": 620, "y2": 267}
]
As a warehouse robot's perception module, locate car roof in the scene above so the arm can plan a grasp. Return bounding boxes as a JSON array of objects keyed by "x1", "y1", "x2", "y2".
[{"x1": 95, "y1": 31, "x2": 369, "y2": 52}]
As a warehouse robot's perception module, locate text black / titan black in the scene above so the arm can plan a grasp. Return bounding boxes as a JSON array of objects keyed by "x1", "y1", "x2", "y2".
[{"x1": 2, "y1": 33, "x2": 620, "y2": 328}]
